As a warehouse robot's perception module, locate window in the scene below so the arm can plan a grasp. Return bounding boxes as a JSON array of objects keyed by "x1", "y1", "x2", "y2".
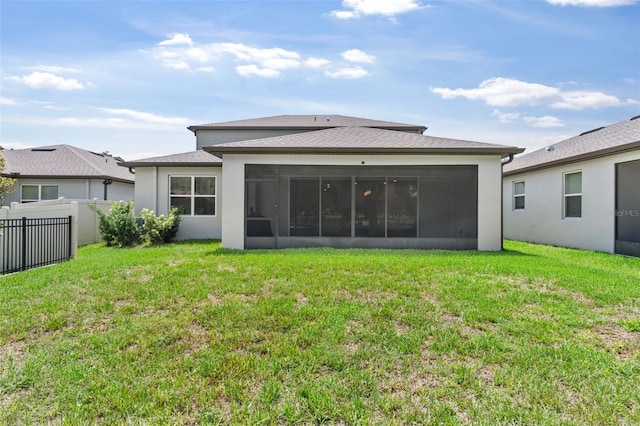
[
  {"x1": 513, "y1": 181, "x2": 525, "y2": 210},
  {"x1": 170, "y1": 176, "x2": 216, "y2": 216},
  {"x1": 21, "y1": 184, "x2": 58, "y2": 203},
  {"x1": 564, "y1": 171, "x2": 582, "y2": 218},
  {"x1": 321, "y1": 178, "x2": 351, "y2": 237}
]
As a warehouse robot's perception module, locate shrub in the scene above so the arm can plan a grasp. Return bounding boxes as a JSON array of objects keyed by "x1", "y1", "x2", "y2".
[
  {"x1": 90, "y1": 201, "x2": 140, "y2": 247},
  {"x1": 139, "y1": 208, "x2": 181, "y2": 246}
]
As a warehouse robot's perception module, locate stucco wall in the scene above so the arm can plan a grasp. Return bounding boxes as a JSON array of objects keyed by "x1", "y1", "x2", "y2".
[
  {"x1": 503, "y1": 150, "x2": 640, "y2": 253},
  {"x1": 133, "y1": 165, "x2": 223, "y2": 240},
  {"x1": 222, "y1": 153, "x2": 504, "y2": 251},
  {"x1": 2, "y1": 178, "x2": 133, "y2": 206},
  {"x1": 196, "y1": 129, "x2": 309, "y2": 150}
]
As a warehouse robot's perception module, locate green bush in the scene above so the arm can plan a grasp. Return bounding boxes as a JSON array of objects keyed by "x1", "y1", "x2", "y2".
[
  {"x1": 90, "y1": 201, "x2": 140, "y2": 247},
  {"x1": 89, "y1": 202, "x2": 182, "y2": 247},
  {"x1": 139, "y1": 208, "x2": 181, "y2": 246}
]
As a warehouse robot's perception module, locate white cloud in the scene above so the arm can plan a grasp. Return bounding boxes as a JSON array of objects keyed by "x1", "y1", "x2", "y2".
[
  {"x1": 523, "y1": 116, "x2": 565, "y2": 128},
  {"x1": 0, "y1": 97, "x2": 19, "y2": 106},
  {"x1": 546, "y1": 0, "x2": 636, "y2": 6},
  {"x1": 341, "y1": 49, "x2": 376, "y2": 63},
  {"x1": 325, "y1": 66, "x2": 370, "y2": 79},
  {"x1": 550, "y1": 91, "x2": 622, "y2": 109},
  {"x1": 330, "y1": 0, "x2": 424, "y2": 19},
  {"x1": 6, "y1": 72, "x2": 87, "y2": 90},
  {"x1": 626, "y1": 98, "x2": 640, "y2": 105},
  {"x1": 431, "y1": 77, "x2": 623, "y2": 110},
  {"x1": 158, "y1": 33, "x2": 193, "y2": 46},
  {"x1": 25, "y1": 65, "x2": 82, "y2": 74},
  {"x1": 305, "y1": 57, "x2": 331, "y2": 68},
  {"x1": 492, "y1": 109, "x2": 519, "y2": 123},
  {"x1": 236, "y1": 64, "x2": 280, "y2": 78},
  {"x1": 96, "y1": 108, "x2": 190, "y2": 125},
  {"x1": 164, "y1": 61, "x2": 191, "y2": 70}
]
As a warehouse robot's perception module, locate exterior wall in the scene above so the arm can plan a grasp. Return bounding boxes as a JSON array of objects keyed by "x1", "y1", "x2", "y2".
[
  {"x1": 222, "y1": 153, "x2": 504, "y2": 251},
  {"x1": 196, "y1": 128, "x2": 424, "y2": 150},
  {"x1": 2, "y1": 177, "x2": 133, "y2": 205},
  {"x1": 132, "y1": 165, "x2": 223, "y2": 240},
  {"x1": 196, "y1": 129, "x2": 309, "y2": 150},
  {"x1": 503, "y1": 149, "x2": 640, "y2": 253}
]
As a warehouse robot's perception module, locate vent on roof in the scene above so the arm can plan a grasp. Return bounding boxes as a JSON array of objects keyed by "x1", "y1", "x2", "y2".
[
  {"x1": 545, "y1": 145, "x2": 555, "y2": 152},
  {"x1": 579, "y1": 126, "x2": 604, "y2": 136},
  {"x1": 630, "y1": 114, "x2": 640, "y2": 121},
  {"x1": 31, "y1": 148, "x2": 56, "y2": 152}
]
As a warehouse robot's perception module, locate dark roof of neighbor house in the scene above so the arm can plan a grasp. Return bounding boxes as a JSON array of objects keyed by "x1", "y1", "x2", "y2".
[
  {"x1": 1, "y1": 144, "x2": 135, "y2": 182},
  {"x1": 503, "y1": 115, "x2": 640, "y2": 176},
  {"x1": 204, "y1": 126, "x2": 524, "y2": 156},
  {"x1": 188, "y1": 114, "x2": 427, "y2": 133},
  {"x1": 118, "y1": 150, "x2": 223, "y2": 167}
]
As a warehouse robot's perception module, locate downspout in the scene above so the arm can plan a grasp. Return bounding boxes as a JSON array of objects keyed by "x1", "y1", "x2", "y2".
[
  {"x1": 102, "y1": 179, "x2": 113, "y2": 201},
  {"x1": 499, "y1": 154, "x2": 515, "y2": 250}
]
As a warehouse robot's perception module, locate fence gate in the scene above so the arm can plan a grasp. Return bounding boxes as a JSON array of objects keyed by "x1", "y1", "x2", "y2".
[{"x1": 1, "y1": 216, "x2": 73, "y2": 275}]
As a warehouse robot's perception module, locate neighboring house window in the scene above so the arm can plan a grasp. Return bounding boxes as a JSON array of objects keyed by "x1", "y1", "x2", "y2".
[
  {"x1": 170, "y1": 176, "x2": 216, "y2": 216},
  {"x1": 20, "y1": 184, "x2": 58, "y2": 203},
  {"x1": 563, "y1": 171, "x2": 582, "y2": 218},
  {"x1": 513, "y1": 181, "x2": 525, "y2": 210}
]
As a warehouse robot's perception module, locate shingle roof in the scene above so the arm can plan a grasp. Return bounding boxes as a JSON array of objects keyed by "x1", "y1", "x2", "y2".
[
  {"x1": 204, "y1": 126, "x2": 524, "y2": 155},
  {"x1": 118, "y1": 150, "x2": 223, "y2": 167},
  {"x1": 1, "y1": 144, "x2": 135, "y2": 182},
  {"x1": 188, "y1": 114, "x2": 426, "y2": 133},
  {"x1": 503, "y1": 116, "x2": 640, "y2": 176}
]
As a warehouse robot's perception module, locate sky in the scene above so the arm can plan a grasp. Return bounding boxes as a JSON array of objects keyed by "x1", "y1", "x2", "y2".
[{"x1": 1, "y1": 0, "x2": 639, "y2": 160}]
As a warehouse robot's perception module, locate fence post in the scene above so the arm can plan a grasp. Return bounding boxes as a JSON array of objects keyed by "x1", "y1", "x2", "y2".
[
  {"x1": 21, "y1": 216, "x2": 27, "y2": 272},
  {"x1": 68, "y1": 215, "x2": 72, "y2": 259}
]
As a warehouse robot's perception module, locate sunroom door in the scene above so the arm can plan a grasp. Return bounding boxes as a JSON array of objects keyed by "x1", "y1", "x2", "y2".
[{"x1": 245, "y1": 179, "x2": 277, "y2": 249}]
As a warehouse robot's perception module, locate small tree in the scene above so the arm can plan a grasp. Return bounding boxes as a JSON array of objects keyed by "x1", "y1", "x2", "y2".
[{"x1": 0, "y1": 146, "x2": 17, "y2": 206}]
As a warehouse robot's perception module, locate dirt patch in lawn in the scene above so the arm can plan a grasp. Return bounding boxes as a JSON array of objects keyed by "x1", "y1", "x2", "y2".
[{"x1": 591, "y1": 324, "x2": 639, "y2": 358}]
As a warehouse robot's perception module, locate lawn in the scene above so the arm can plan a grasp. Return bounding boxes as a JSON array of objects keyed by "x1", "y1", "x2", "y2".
[{"x1": 1, "y1": 240, "x2": 639, "y2": 425}]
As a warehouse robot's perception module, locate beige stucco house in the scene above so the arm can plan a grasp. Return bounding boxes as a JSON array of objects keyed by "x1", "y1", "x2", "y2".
[
  {"x1": 122, "y1": 115, "x2": 523, "y2": 251},
  {"x1": 503, "y1": 116, "x2": 640, "y2": 257}
]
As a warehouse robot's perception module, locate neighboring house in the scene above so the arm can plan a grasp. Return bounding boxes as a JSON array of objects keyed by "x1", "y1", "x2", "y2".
[
  {"x1": 503, "y1": 116, "x2": 640, "y2": 257},
  {"x1": 122, "y1": 114, "x2": 523, "y2": 250},
  {"x1": 1, "y1": 144, "x2": 135, "y2": 205}
]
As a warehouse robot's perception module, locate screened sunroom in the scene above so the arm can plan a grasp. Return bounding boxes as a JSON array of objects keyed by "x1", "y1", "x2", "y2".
[{"x1": 244, "y1": 164, "x2": 478, "y2": 249}]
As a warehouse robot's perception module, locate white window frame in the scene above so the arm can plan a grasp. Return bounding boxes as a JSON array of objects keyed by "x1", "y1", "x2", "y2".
[
  {"x1": 513, "y1": 180, "x2": 525, "y2": 210},
  {"x1": 563, "y1": 171, "x2": 582, "y2": 219},
  {"x1": 169, "y1": 175, "x2": 216, "y2": 217},
  {"x1": 20, "y1": 184, "x2": 59, "y2": 203}
]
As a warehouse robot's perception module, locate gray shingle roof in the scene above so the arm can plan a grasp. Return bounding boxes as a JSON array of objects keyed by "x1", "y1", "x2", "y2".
[
  {"x1": 1, "y1": 144, "x2": 135, "y2": 182},
  {"x1": 188, "y1": 114, "x2": 426, "y2": 132},
  {"x1": 118, "y1": 150, "x2": 222, "y2": 167},
  {"x1": 204, "y1": 126, "x2": 523, "y2": 155},
  {"x1": 503, "y1": 116, "x2": 640, "y2": 176}
]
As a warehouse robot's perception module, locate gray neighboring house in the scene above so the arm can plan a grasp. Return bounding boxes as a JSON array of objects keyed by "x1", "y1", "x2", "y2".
[
  {"x1": 123, "y1": 114, "x2": 524, "y2": 250},
  {"x1": 1, "y1": 144, "x2": 135, "y2": 205},
  {"x1": 503, "y1": 116, "x2": 640, "y2": 257}
]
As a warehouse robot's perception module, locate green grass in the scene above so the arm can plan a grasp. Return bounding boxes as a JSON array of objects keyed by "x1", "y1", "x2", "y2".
[{"x1": 1, "y1": 240, "x2": 639, "y2": 425}]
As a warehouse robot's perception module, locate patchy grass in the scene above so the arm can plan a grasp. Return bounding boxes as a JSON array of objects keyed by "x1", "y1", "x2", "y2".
[{"x1": 1, "y1": 240, "x2": 639, "y2": 425}]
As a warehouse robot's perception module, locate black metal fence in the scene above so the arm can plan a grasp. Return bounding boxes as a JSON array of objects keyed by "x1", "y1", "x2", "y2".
[{"x1": 1, "y1": 216, "x2": 72, "y2": 275}]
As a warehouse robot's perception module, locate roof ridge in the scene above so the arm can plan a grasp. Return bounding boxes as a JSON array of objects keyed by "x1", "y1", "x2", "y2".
[{"x1": 65, "y1": 144, "x2": 111, "y2": 177}]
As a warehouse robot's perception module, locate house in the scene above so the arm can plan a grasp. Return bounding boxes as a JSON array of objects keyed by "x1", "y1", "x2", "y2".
[
  {"x1": 503, "y1": 116, "x2": 640, "y2": 257},
  {"x1": 121, "y1": 115, "x2": 524, "y2": 250},
  {"x1": 1, "y1": 144, "x2": 135, "y2": 205}
]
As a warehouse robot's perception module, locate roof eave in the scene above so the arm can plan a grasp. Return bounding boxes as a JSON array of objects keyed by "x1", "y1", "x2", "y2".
[
  {"x1": 118, "y1": 161, "x2": 222, "y2": 167},
  {"x1": 503, "y1": 141, "x2": 640, "y2": 176},
  {"x1": 188, "y1": 125, "x2": 426, "y2": 133},
  {"x1": 204, "y1": 146, "x2": 524, "y2": 155},
  {"x1": 1, "y1": 174, "x2": 135, "y2": 183}
]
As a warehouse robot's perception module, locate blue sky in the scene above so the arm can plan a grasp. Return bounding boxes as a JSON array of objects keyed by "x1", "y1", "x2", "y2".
[{"x1": 1, "y1": 0, "x2": 639, "y2": 160}]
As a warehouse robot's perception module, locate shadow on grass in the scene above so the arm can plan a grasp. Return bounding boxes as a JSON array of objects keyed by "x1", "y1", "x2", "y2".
[{"x1": 178, "y1": 239, "x2": 537, "y2": 259}]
